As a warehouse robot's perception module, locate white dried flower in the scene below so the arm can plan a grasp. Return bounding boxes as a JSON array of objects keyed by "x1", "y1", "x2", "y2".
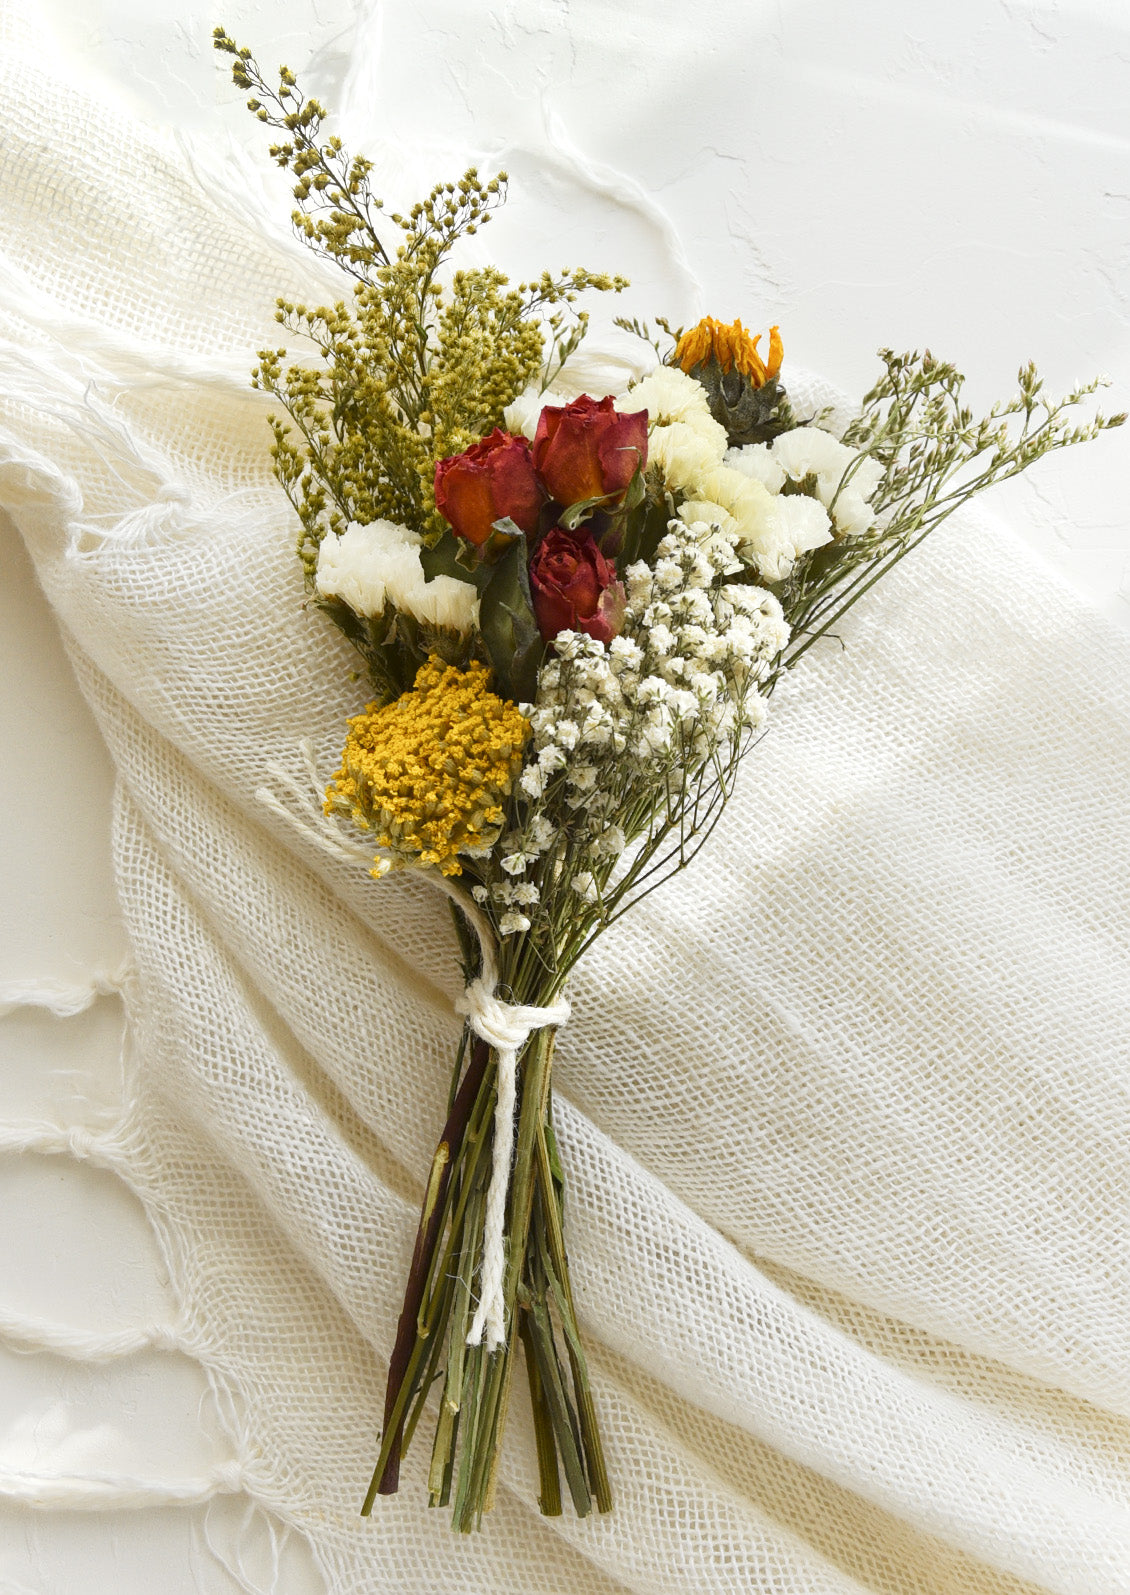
[
  {"x1": 618, "y1": 364, "x2": 715, "y2": 426},
  {"x1": 315, "y1": 519, "x2": 416, "y2": 616},
  {"x1": 519, "y1": 766, "x2": 545, "y2": 800},
  {"x1": 741, "y1": 494, "x2": 833, "y2": 582},
  {"x1": 724, "y1": 442, "x2": 786, "y2": 494},
  {"x1": 592, "y1": 823, "x2": 625, "y2": 856},
  {"x1": 528, "y1": 816, "x2": 557, "y2": 852},
  {"x1": 567, "y1": 764, "x2": 599, "y2": 792},
  {"x1": 648, "y1": 420, "x2": 728, "y2": 493},
  {"x1": 753, "y1": 428, "x2": 884, "y2": 539},
  {"x1": 571, "y1": 871, "x2": 599, "y2": 903},
  {"x1": 315, "y1": 519, "x2": 479, "y2": 633}
]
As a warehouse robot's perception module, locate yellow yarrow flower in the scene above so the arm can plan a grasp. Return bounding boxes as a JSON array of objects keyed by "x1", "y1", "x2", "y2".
[
  {"x1": 325, "y1": 657, "x2": 530, "y2": 877},
  {"x1": 675, "y1": 317, "x2": 783, "y2": 388}
]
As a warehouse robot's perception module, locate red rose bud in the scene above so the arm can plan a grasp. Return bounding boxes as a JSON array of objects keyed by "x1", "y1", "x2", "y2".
[
  {"x1": 529, "y1": 526, "x2": 626, "y2": 646},
  {"x1": 532, "y1": 395, "x2": 648, "y2": 508},
  {"x1": 434, "y1": 428, "x2": 546, "y2": 548}
]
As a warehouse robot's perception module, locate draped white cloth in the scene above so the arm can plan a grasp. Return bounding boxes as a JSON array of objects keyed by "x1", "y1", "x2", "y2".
[{"x1": 2, "y1": 2, "x2": 1130, "y2": 1591}]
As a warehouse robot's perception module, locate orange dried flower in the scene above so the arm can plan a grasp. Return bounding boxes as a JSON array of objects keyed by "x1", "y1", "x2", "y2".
[{"x1": 675, "y1": 317, "x2": 783, "y2": 388}]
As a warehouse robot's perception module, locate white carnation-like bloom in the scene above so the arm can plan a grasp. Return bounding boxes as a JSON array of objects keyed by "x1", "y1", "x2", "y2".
[
  {"x1": 315, "y1": 520, "x2": 479, "y2": 633},
  {"x1": 756, "y1": 495, "x2": 834, "y2": 582},
  {"x1": 828, "y1": 487, "x2": 879, "y2": 540},
  {"x1": 730, "y1": 428, "x2": 884, "y2": 541},
  {"x1": 678, "y1": 498, "x2": 739, "y2": 538},
  {"x1": 724, "y1": 442, "x2": 786, "y2": 495},
  {"x1": 617, "y1": 364, "x2": 714, "y2": 427},
  {"x1": 648, "y1": 419, "x2": 728, "y2": 494},
  {"x1": 765, "y1": 426, "x2": 861, "y2": 485},
  {"x1": 687, "y1": 465, "x2": 833, "y2": 582},
  {"x1": 697, "y1": 464, "x2": 777, "y2": 539},
  {"x1": 315, "y1": 520, "x2": 415, "y2": 616},
  {"x1": 503, "y1": 383, "x2": 570, "y2": 441},
  {"x1": 402, "y1": 568, "x2": 481, "y2": 632}
]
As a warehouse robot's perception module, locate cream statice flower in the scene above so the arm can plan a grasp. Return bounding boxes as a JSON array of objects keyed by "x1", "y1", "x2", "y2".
[
  {"x1": 648, "y1": 420, "x2": 728, "y2": 493},
  {"x1": 728, "y1": 428, "x2": 884, "y2": 540},
  {"x1": 618, "y1": 364, "x2": 730, "y2": 498},
  {"x1": 618, "y1": 364, "x2": 715, "y2": 427},
  {"x1": 315, "y1": 520, "x2": 479, "y2": 632}
]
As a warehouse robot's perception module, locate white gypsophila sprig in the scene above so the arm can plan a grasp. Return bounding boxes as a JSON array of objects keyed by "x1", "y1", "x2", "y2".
[{"x1": 469, "y1": 520, "x2": 788, "y2": 963}]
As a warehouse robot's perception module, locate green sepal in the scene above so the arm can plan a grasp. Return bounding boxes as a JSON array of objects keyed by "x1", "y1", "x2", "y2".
[
  {"x1": 558, "y1": 494, "x2": 609, "y2": 532},
  {"x1": 314, "y1": 594, "x2": 412, "y2": 702},
  {"x1": 686, "y1": 362, "x2": 796, "y2": 447},
  {"x1": 420, "y1": 529, "x2": 492, "y2": 590},
  {"x1": 478, "y1": 531, "x2": 545, "y2": 704},
  {"x1": 633, "y1": 493, "x2": 675, "y2": 570},
  {"x1": 613, "y1": 460, "x2": 651, "y2": 570}
]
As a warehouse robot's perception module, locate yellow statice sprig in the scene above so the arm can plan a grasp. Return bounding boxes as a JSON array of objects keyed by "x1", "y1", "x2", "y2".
[{"x1": 325, "y1": 658, "x2": 530, "y2": 877}]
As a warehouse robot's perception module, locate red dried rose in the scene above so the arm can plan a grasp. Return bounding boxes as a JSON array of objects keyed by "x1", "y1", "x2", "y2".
[
  {"x1": 528, "y1": 526, "x2": 626, "y2": 645},
  {"x1": 434, "y1": 428, "x2": 546, "y2": 548},
  {"x1": 531, "y1": 395, "x2": 647, "y2": 508}
]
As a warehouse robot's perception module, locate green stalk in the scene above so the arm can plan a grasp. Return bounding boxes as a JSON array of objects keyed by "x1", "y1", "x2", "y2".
[
  {"x1": 535, "y1": 1124, "x2": 612, "y2": 1511},
  {"x1": 519, "y1": 1308, "x2": 562, "y2": 1515}
]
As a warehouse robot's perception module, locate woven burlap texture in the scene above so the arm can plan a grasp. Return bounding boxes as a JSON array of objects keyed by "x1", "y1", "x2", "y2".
[{"x1": 2, "y1": 8, "x2": 1129, "y2": 1592}]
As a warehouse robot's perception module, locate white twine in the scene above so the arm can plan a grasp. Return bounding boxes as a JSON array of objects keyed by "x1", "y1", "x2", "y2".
[
  {"x1": 455, "y1": 976, "x2": 570, "y2": 1351},
  {"x1": 260, "y1": 745, "x2": 571, "y2": 1352}
]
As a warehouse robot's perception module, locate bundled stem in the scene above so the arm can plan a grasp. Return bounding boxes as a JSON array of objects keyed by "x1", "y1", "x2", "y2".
[{"x1": 366, "y1": 1014, "x2": 610, "y2": 1531}]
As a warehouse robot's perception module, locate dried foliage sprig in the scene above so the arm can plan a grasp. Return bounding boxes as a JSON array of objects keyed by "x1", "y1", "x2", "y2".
[{"x1": 780, "y1": 352, "x2": 1125, "y2": 668}]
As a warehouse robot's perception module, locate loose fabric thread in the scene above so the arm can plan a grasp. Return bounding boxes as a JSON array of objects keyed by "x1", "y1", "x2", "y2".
[
  {"x1": 0, "y1": 1119, "x2": 127, "y2": 1171},
  {"x1": 0, "y1": 1306, "x2": 182, "y2": 1362},
  {"x1": 0, "y1": 1459, "x2": 245, "y2": 1511},
  {"x1": 0, "y1": 962, "x2": 133, "y2": 1018}
]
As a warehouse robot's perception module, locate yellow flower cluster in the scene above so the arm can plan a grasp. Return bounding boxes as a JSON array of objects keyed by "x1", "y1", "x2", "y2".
[
  {"x1": 325, "y1": 657, "x2": 530, "y2": 876},
  {"x1": 675, "y1": 317, "x2": 783, "y2": 387}
]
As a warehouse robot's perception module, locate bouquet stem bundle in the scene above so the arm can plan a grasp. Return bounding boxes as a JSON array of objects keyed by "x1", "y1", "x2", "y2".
[{"x1": 370, "y1": 973, "x2": 609, "y2": 1529}]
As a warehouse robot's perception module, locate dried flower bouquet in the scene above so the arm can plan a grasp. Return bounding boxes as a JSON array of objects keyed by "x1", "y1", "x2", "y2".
[{"x1": 215, "y1": 29, "x2": 1124, "y2": 1532}]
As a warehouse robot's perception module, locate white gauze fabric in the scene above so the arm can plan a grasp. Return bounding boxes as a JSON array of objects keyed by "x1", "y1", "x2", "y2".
[{"x1": 2, "y1": 9, "x2": 1130, "y2": 1594}]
